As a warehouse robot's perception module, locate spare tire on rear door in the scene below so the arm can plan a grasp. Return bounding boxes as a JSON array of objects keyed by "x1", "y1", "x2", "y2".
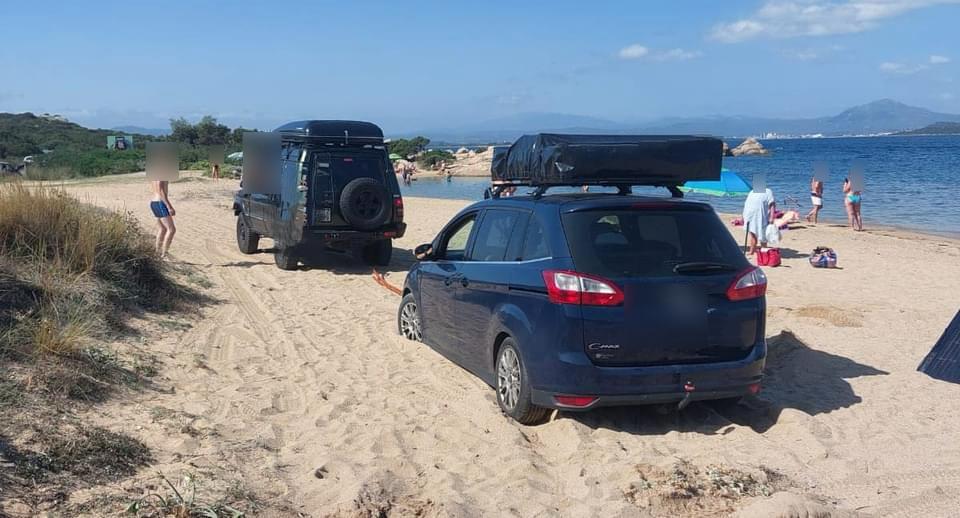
[{"x1": 339, "y1": 177, "x2": 390, "y2": 230}]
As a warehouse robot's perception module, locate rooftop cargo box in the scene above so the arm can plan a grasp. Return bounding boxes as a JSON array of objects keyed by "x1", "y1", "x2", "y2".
[
  {"x1": 275, "y1": 120, "x2": 384, "y2": 145},
  {"x1": 491, "y1": 134, "x2": 722, "y2": 187}
]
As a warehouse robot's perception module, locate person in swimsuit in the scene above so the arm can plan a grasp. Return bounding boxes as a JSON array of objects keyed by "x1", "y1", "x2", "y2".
[
  {"x1": 806, "y1": 176, "x2": 823, "y2": 223},
  {"x1": 150, "y1": 180, "x2": 176, "y2": 258},
  {"x1": 843, "y1": 178, "x2": 863, "y2": 231},
  {"x1": 212, "y1": 162, "x2": 220, "y2": 181}
]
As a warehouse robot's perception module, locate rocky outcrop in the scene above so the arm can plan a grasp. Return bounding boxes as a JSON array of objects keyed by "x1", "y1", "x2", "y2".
[{"x1": 731, "y1": 138, "x2": 769, "y2": 156}]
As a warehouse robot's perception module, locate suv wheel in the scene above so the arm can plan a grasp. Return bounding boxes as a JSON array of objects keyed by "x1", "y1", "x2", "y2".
[
  {"x1": 340, "y1": 178, "x2": 390, "y2": 230},
  {"x1": 496, "y1": 339, "x2": 550, "y2": 425},
  {"x1": 274, "y1": 247, "x2": 298, "y2": 270},
  {"x1": 361, "y1": 239, "x2": 392, "y2": 266},
  {"x1": 397, "y1": 294, "x2": 422, "y2": 341},
  {"x1": 236, "y1": 216, "x2": 259, "y2": 254}
]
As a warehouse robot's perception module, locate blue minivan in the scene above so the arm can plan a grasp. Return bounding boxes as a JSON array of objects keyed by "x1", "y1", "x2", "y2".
[{"x1": 398, "y1": 192, "x2": 767, "y2": 424}]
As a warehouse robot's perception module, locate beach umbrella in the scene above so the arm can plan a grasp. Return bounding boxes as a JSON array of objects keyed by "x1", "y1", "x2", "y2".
[
  {"x1": 389, "y1": 153, "x2": 402, "y2": 161},
  {"x1": 679, "y1": 168, "x2": 752, "y2": 197},
  {"x1": 227, "y1": 151, "x2": 243, "y2": 161}
]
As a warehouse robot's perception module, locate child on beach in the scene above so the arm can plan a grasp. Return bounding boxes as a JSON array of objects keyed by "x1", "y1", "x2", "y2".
[
  {"x1": 843, "y1": 178, "x2": 863, "y2": 231},
  {"x1": 150, "y1": 180, "x2": 176, "y2": 258}
]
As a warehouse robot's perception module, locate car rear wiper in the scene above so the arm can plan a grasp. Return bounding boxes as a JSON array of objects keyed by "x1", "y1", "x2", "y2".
[{"x1": 672, "y1": 261, "x2": 739, "y2": 274}]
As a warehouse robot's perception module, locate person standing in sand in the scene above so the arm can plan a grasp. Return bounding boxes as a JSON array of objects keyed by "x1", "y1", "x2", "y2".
[
  {"x1": 843, "y1": 178, "x2": 863, "y2": 231},
  {"x1": 150, "y1": 180, "x2": 176, "y2": 258},
  {"x1": 212, "y1": 162, "x2": 221, "y2": 181},
  {"x1": 806, "y1": 176, "x2": 823, "y2": 223},
  {"x1": 742, "y1": 186, "x2": 776, "y2": 255}
]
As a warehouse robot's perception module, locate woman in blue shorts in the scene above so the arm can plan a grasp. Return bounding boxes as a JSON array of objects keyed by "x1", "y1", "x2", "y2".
[{"x1": 150, "y1": 180, "x2": 176, "y2": 258}]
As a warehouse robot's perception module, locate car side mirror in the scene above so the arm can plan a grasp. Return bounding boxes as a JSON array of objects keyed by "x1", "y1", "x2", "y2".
[{"x1": 414, "y1": 243, "x2": 434, "y2": 261}]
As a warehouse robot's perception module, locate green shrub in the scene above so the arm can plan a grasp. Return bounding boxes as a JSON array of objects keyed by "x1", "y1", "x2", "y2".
[{"x1": 417, "y1": 149, "x2": 456, "y2": 168}]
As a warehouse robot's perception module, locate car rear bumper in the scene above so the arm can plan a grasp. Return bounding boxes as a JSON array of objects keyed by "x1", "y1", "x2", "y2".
[
  {"x1": 299, "y1": 223, "x2": 407, "y2": 244},
  {"x1": 528, "y1": 342, "x2": 766, "y2": 410}
]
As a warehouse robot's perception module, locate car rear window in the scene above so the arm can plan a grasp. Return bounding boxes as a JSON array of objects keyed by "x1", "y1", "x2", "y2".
[
  {"x1": 331, "y1": 156, "x2": 384, "y2": 182},
  {"x1": 561, "y1": 207, "x2": 747, "y2": 278}
]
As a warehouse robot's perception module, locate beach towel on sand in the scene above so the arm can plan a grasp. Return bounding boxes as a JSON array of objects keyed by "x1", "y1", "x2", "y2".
[{"x1": 742, "y1": 188, "x2": 774, "y2": 237}]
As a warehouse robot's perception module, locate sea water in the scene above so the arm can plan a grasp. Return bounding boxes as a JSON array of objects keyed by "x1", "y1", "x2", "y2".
[{"x1": 400, "y1": 135, "x2": 960, "y2": 236}]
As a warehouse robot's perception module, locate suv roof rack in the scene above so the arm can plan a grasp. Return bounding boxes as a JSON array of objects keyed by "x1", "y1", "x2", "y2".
[{"x1": 275, "y1": 120, "x2": 384, "y2": 145}]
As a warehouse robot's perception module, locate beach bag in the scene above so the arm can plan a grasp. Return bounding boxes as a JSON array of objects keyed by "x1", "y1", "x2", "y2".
[
  {"x1": 809, "y1": 247, "x2": 837, "y2": 268},
  {"x1": 756, "y1": 247, "x2": 781, "y2": 267},
  {"x1": 764, "y1": 223, "x2": 782, "y2": 246}
]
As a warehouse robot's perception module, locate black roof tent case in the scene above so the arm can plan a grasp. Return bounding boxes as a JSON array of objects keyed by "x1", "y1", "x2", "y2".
[
  {"x1": 918, "y1": 309, "x2": 960, "y2": 384},
  {"x1": 491, "y1": 134, "x2": 722, "y2": 187},
  {"x1": 275, "y1": 120, "x2": 384, "y2": 145}
]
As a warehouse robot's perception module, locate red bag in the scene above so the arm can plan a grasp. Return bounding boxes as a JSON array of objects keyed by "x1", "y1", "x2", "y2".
[{"x1": 756, "y1": 247, "x2": 781, "y2": 267}]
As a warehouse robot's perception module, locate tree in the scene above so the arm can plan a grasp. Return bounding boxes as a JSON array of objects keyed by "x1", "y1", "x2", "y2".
[
  {"x1": 196, "y1": 115, "x2": 231, "y2": 146},
  {"x1": 169, "y1": 118, "x2": 198, "y2": 145},
  {"x1": 388, "y1": 136, "x2": 430, "y2": 158}
]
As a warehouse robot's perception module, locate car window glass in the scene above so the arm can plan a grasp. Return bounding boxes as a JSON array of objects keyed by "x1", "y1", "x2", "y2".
[
  {"x1": 442, "y1": 216, "x2": 476, "y2": 261},
  {"x1": 521, "y1": 216, "x2": 550, "y2": 260},
  {"x1": 471, "y1": 209, "x2": 522, "y2": 262},
  {"x1": 562, "y1": 209, "x2": 746, "y2": 277}
]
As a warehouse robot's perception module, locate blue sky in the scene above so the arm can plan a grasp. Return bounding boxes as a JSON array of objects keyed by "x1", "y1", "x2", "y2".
[{"x1": 1, "y1": 0, "x2": 957, "y2": 133}]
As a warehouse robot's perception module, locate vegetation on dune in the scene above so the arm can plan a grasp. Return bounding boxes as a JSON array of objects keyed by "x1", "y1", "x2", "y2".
[{"x1": 0, "y1": 183, "x2": 214, "y2": 514}]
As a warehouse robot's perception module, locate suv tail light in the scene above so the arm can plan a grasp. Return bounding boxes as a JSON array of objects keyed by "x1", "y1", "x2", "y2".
[
  {"x1": 393, "y1": 196, "x2": 404, "y2": 222},
  {"x1": 542, "y1": 270, "x2": 624, "y2": 306},
  {"x1": 726, "y1": 267, "x2": 767, "y2": 301}
]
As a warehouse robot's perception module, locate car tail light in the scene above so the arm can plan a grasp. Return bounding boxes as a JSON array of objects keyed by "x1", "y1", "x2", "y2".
[
  {"x1": 726, "y1": 267, "x2": 767, "y2": 301},
  {"x1": 393, "y1": 196, "x2": 404, "y2": 222},
  {"x1": 542, "y1": 270, "x2": 624, "y2": 306},
  {"x1": 554, "y1": 395, "x2": 598, "y2": 408},
  {"x1": 748, "y1": 382, "x2": 761, "y2": 395}
]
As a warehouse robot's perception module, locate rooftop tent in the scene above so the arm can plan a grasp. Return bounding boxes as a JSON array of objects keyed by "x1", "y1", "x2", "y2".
[
  {"x1": 918, "y1": 309, "x2": 960, "y2": 384},
  {"x1": 274, "y1": 120, "x2": 384, "y2": 145},
  {"x1": 490, "y1": 134, "x2": 722, "y2": 187}
]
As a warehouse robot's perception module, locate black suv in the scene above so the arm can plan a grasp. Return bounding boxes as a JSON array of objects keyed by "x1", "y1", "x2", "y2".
[{"x1": 232, "y1": 120, "x2": 405, "y2": 270}]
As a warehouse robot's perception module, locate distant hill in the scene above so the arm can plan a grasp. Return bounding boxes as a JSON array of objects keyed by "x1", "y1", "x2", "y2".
[
  {"x1": 416, "y1": 99, "x2": 960, "y2": 142},
  {"x1": 0, "y1": 112, "x2": 153, "y2": 159},
  {"x1": 111, "y1": 125, "x2": 169, "y2": 136},
  {"x1": 896, "y1": 121, "x2": 960, "y2": 135}
]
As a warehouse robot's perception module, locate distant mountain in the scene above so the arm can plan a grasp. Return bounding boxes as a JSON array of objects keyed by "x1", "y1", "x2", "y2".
[
  {"x1": 417, "y1": 100, "x2": 960, "y2": 142},
  {"x1": 111, "y1": 125, "x2": 169, "y2": 136},
  {"x1": 896, "y1": 121, "x2": 960, "y2": 136}
]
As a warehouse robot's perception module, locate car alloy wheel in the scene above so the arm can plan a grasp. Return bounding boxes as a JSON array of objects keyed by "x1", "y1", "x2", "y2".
[
  {"x1": 497, "y1": 347, "x2": 522, "y2": 411},
  {"x1": 399, "y1": 299, "x2": 422, "y2": 341}
]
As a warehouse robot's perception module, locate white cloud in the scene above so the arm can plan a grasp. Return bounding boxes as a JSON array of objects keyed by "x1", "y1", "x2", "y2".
[
  {"x1": 710, "y1": 0, "x2": 960, "y2": 43},
  {"x1": 879, "y1": 61, "x2": 927, "y2": 74},
  {"x1": 618, "y1": 45, "x2": 702, "y2": 62},
  {"x1": 618, "y1": 44, "x2": 649, "y2": 60},
  {"x1": 653, "y1": 48, "x2": 703, "y2": 61},
  {"x1": 930, "y1": 55, "x2": 951, "y2": 64}
]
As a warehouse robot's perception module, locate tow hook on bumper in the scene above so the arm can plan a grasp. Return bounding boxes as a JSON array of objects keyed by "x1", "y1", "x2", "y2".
[{"x1": 677, "y1": 380, "x2": 696, "y2": 410}]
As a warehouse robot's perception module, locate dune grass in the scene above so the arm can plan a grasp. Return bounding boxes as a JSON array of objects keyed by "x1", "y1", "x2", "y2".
[{"x1": 0, "y1": 182, "x2": 182, "y2": 358}]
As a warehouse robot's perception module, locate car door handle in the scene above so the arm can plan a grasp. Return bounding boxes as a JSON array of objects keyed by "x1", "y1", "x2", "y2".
[{"x1": 459, "y1": 277, "x2": 469, "y2": 288}]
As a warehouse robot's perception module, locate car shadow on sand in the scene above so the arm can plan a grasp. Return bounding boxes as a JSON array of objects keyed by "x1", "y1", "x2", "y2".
[
  {"x1": 561, "y1": 330, "x2": 888, "y2": 435},
  {"x1": 216, "y1": 246, "x2": 416, "y2": 275}
]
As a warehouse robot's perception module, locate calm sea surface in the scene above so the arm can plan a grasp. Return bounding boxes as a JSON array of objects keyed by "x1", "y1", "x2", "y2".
[{"x1": 400, "y1": 135, "x2": 960, "y2": 236}]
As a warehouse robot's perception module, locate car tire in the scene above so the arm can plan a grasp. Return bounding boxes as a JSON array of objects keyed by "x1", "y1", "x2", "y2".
[
  {"x1": 495, "y1": 338, "x2": 550, "y2": 425},
  {"x1": 397, "y1": 293, "x2": 422, "y2": 342},
  {"x1": 236, "y1": 216, "x2": 259, "y2": 254},
  {"x1": 361, "y1": 239, "x2": 392, "y2": 266},
  {"x1": 274, "y1": 247, "x2": 298, "y2": 270},
  {"x1": 340, "y1": 178, "x2": 390, "y2": 231}
]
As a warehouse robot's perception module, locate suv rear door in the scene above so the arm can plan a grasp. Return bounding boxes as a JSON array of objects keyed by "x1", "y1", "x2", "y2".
[
  {"x1": 561, "y1": 204, "x2": 763, "y2": 366},
  {"x1": 309, "y1": 150, "x2": 394, "y2": 228}
]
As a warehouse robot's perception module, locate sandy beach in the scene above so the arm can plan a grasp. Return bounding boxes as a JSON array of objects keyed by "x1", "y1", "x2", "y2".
[{"x1": 37, "y1": 174, "x2": 960, "y2": 516}]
